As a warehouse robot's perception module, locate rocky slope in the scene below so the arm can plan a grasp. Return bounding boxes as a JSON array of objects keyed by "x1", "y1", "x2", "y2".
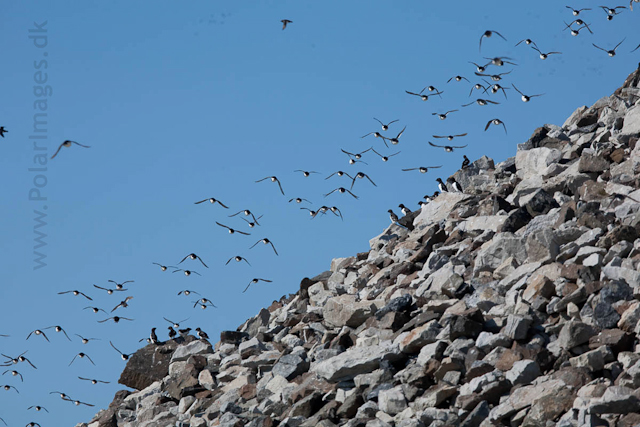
[{"x1": 79, "y1": 66, "x2": 640, "y2": 427}]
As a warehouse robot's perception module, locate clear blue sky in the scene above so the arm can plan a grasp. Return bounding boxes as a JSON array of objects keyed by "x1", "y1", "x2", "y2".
[{"x1": 0, "y1": 1, "x2": 638, "y2": 425}]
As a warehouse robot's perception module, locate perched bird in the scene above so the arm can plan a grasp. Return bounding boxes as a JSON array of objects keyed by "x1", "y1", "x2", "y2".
[
  {"x1": 256, "y1": 176, "x2": 285, "y2": 195},
  {"x1": 288, "y1": 197, "x2": 312, "y2": 204},
  {"x1": 111, "y1": 296, "x2": 134, "y2": 312},
  {"x1": 462, "y1": 155, "x2": 471, "y2": 169},
  {"x1": 243, "y1": 278, "x2": 272, "y2": 293},
  {"x1": 294, "y1": 170, "x2": 320, "y2": 177},
  {"x1": 566, "y1": 6, "x2": 591, "y2": 15},
  {"x1": 69, "y1": 352, "x2": 95, "y2": 366},
  {"x1": 98, "y1": 316, "x2": 134, "y2": 324},
  {"x1": 172, "y1": 268, "x2": 201, "y2": 277},
  {"x1": 226, "y1": 255, "x2": 251, "y2": 266},
  {"x1": 462, "y1": 98, "x2": 500, "y2": 107},
  {"x1": 405, "y1": 88, "x2": 443, "y2": 100},
  {"x1": 531, "y1": 46, "x2": 562, "y2": 59},
  {"x1": 350, "y1": 172, "x2": 377, "y2": 189},
  {"x1": 401, "y1": 166, "x2": 442, "y2": 173},
  {"x1": 150, "y1": 328, "x2": 159, "y2": 344},
  {"x1": 44, "y1": 325, "x2": 71, "y2": 341},
  {"x1": 229, "y1": 209, "x2": 261, "y2": 225},
  {"x1": 179, "y1": 327, "x2": 192, "y2": 336},
  {"x1": 179, "y1": 253, "x2": 209, "y2": 268},
  {"x1": 373, "y1": 118, "x2": 398, "y2": 130},
  {"x1": 388, "y1": 209, "x2": 400, "y2": 224},
  {"x1": 51, "y1": 140, "x2": 90, "y2": 159},
  {"x1": 433, "y1": 133, "x2": 467, "y2": 141},
  {"x1": 398, "y1": 204, "x2": 412, "y2": 215},
  {"x1": 436, "y1": 178, "x2": 449, "y2": 192},
  {"x1": 93, "y1": 284, "x2": 126, "y2": 294},
  {"x1": 370, "y1": 148, "x2": 401, "y2": 162},
  {"x1": 449, "y1": 179, "x2": 463, "y2": 192},
  {"x1": 479, "y1": 30, "x2": 507, "y2": 51},
  {"x1": 78, "y1": 376, "x2": 109, "y2": 384},
  {"x1": 250, "y1": 238, "x2": 279, "y2": 255},
  {"x1": 428, "y1": 141, "x2": 467, "y2": 152},
  {"x1": 515, "y1": 38, "x2": 538, "y2": 48},
  {"x1": 177, "y1": 289, "x2": 200, "y2": 296},
  {"x1": 152, "y1": 262, "x2": 175, "y2": 271},
  {"x1": 27, "y1": 406, "x2": 49, "y2": 412},
  {"x1": 2, "y1": 369, "x2": 23, "y2": 382},
  {"x1": 167, "y1": 326, "x2": 177, "y2": 339},
  {"x1": 108, "y1": 280, "x2": 134, "y2": 290},
  {"x1": 216, "y1": 221, "x2": 251, "y2": 235},
  {"x1": 281, "y1": 19, "x2": 292, "y2": 30},
  {"x1": 110, "y1": 341, "x2": 131, "y2": 361},
  {"x1": 593, "y1": 38, "x2": 625, "y2": 56},
  {"x1": 432, "y1": 110, "x2": 458, "y2": 120},
  {"x1": 58, "y1": 290, "x2": 92, "y2": 300},
  {"x1": 325, "y1": 170, "x2": 354, "y2": 181},
  {"x1": 63, "y1": 397, "x2": 94, "y2": 407},
  {"x1": 163, "y1": 317, "x2": 189, "y2": 328},
  {"x1": 195, "y1": 327, "x2": 209, "y2": 340},
  {"x1": 324, "y1": 187, "x2": 359, "y2": 199},
  {"x1": 26, "y1": 330, "x2": 49, "y2": 342},
  {"x1": 485, "y1": 118, "x2": 508, "y2": 134},
  {"x1": 194, "y1": 197, "x2": 229, "y2": 208},
  {"x1": 512, "y1": 84, "x2": 544, "y2": 102},
  {"x1": 0, "y1": 126, "x2": 7, "y2": 137},
  {"x1": 74, "y1": 334, "x2": 99, "y2": 344},
  {"x1": 447, "y1": 75, "x2": 469, "y2": 83},
  {"x1": 474, "y1": 70, "x2": 512, "y2": 81}
]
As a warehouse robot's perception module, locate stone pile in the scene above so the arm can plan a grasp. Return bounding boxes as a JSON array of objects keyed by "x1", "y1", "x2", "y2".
[{"x1": 79, "y1": 66, "x2": 640, "y2": 427}]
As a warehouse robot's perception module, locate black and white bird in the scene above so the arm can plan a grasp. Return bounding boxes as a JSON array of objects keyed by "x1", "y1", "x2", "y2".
[
  {"x1": 281, "y1": 19, "x2": 292, "y2": 30},
  {"x1": 485, "y1": 118, "x2": 508, "y2": 134},
  {"x1": 26, "y1": 329, "x2": 49, "y2": 342},
  {"x1": 177, "y1": 289, "x2": 199, "y2": 296},
  {"x1": 405, "y1": 87, "x2": 443, "y2": 101},
  {"x1": 75, "y1": 334, "x2": 99, "y2": 344},
  {"x1": 195, "y1": 327, "x2": 209, "y2": 341},
  {"x1": 531, "y1": 46, "x2": 562, "y2": 59},
  {"x1": 98, "y1": 316, "x2": 134, "y2": 324},
  {"x1": 51, "y1": 140, "x2": 90, "y2": 159},
  {"x1": 27, "y1": 406, "x2": 49, "y2": 412},
  {"x1": 215, "y1": 222, "x2": 251, "y2": 235},
  {"x1": 178, "y1": 253, "x2": 208, "y2": 268},
  {"x1": 93, "y1": 284, "x2": 127, "y2": 294},
  {"x1": 69, "y1": 352, "x2": 95, "y2": 366},
  {"x1": 250, "y1": 238, "x2": 279, "y2": 255},
  {"x1": 44, "y1": 326, "x2": 71, "y2": 341},
  {"x1": 474, "y1": 70, "x2": 512, "y2": 81},
  {"x1": 515, "y1": 38, "x2": 538, "y2": 48},
  {"x1": 401, "y1": 165, "x2": 442, "y2": 173},
  {"x1": 294, "y1": 170, "x2": 320, "y2": 177},
  {"x1": 288, "y1": 197, "x2": 312, "y2": 204},
  {"x1": 194, "y1": 197, "x2": 229, "y2": 208},
  {"x1": 330, "y1": 206, "x2": 343, "y2": 220},
  {"x1": 484, "y1": 56, "x2": 517, "y2": 67},
  {"x1": 566, "y1": 6, "x2": 591, "y2": 15},
  {"x1": 152, "y1": 262, "x2": 175, "y2": 271},
  {"x1": 341, "y1": 148, "x2": 372, "y2": 160},
  {"x1": 462, "y1": 98, "x2": 500, "y2": 107},
  {"x1": 563, "y1": 21, "x2": 593, "y2": 36},
  {"x1": 428, "y1": 141, "x2": 467, "y2": 152},
  {"x1": 226, "y1": 255, "x2": 251, "y2": 266},
  {"x1": 593, "y1": 38, "x2": 625, "y2": 56},
  {"x1": 78, "y1": 376, "x2": 110, "y2": 385},
  {"x1": 469, "y1": 61, "x2": 489, "y2": 73},
  {"x1": 600, "y1": 5, "x2": 626, "y2": 18},
  {"x1": 373, "y1": 118, "x2": 398, "y2": 131},
  {"x1": 483, "y1": 81, "x2": 510, "y2": 99},
  {"x1": 479, "y1": 30, "x2": 507, "y2": 51},
  {"x1": 193, "y1": 298, "x2": 217, "y2": 309},
  {"x1": 172, "y1": 268, "x2": 201, "y2": 277},
  {"x1": 512, "y1": 84, "x2": 544, "y2": 102},
  {"x1": 398, "y1": 204, "x2": 412, "y2": 215},
  {"x1": 243, "y1": 278, "x2": 272, "y2": 293},
  {"x1": 83, "y1": 306, "x2": 107, "y2": 314},
  {"x1": 2, "y1": 369, "x2": 23, "y2": 382},
  {"x1": 448, "y1": 179, "x2": 463, "y2": 192},
  {"x1": 108, "y1": 280, "x2": 134, "y2": 290},
  {"x1": 436, "y1": 178, "x2": 449, "y2": 192},
  {"x1": 386, "y1": 126, "x2": 406, "y2": 145},
  {"x1": 350, "y1": 172, "x2": 377, "y2": 189},
  {"x1": 229, "y1": 209, "x2": 261, "y2": 225},
  {"x1": 326, "y1": 170, "x2": 354, "y2": 181},
  {"x1": 462, "y1": 155, "x2": 470, "y2": 169},
  {"x1": 371, "y1": 148, "x2": 401, "y2": 162},
  {"x1": 324, "y1": 187, "x2": 359, "y2": 199},
  {"x1": 469, "y1": 82, "x2": 488, "y2": 97},
  {"x1": 167, "y1": 327, "x2": 177, "y2": 339},
  {"x1": 2, "y1": 351, "x2": 37, "y2": 369},
  {"x1": 432, "y1": 110, "x2": 458, "y2": 120},
  {"x1": 255, "y1": 176, "x2": 285, "y2": 195},
  {"x1": 1, "y1": 384, "x2": 18, "y2": 393},
  {"x1": 388, "y1": 209, "x2": 400, "y2": 224},
  {"x1": 150, "y1": 328, "x2": 159, "y2": 344},
  {"x1": 111, "y1": 296, "x2": 134, "y2": 312},
  {"x1": 433, "y1": 133, "x2": 467, "y2": 141},
  {"x1": 241, "y1": 215, "x2": 262, "y2": 228},
  {"x1": 447, "y1": 75, "x2": 469, "y2": 83},
  {"x1": 63, "y1": 397, "x2": 95, "y2": 407},
  {"x1": 58, "y1": 290, "x2": 92, "y2": 300},
  {"x1": 110, "y1": 341, "x2": 131, "y2": 361},
  {"x1": 163, "y1": 317, "x2": 189, "y2": 328}
]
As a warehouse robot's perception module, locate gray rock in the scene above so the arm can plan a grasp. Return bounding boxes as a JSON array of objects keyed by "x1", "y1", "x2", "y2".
[
  {"x1": 557, "y1": 320, "x2": 596, "y2": 350},
  {"x1": 323, "y1": 294, "x2": 377, "y2": 328},
  {"x1": 506, "y1": 360, "x2": 541, "y2": 386},
  {"x1": 272, "y1": 353, "x2": 310, "y2": 381},
  {"x1": 378, "y1": 385, "x2": 407, "y2": 415},
  {"x1": 311, "y1": 343, "x2": 401, "y2": 382}
]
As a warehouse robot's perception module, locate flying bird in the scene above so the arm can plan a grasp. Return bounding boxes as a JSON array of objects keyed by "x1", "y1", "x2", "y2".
[
  {"x1": 566, "y1": 6, "x2": 591, "y2": 15},
  {"x1": 256, "y1": 176, "x2": 285, "y2": 195},
  {"x1": 240, "y1": 215, "x2": 262, "y2": 228},
  {"x1": 370, "y1": 148, "x2": 400, "y2": 162},
  {"x1": 179, "y1": 253, "x2": 208, "y2": 268},
  {"x1": 110, "y1": 341, "x2": 132, "y2": 361},
  {"x1": 447, "y1": 75, "x2": 469, "y2": 83},
  {"x1": 63, "y1": 397, "x2": 95, "y2": 407},
  {"x1": 484, "y1": 56, "x2": 517, "y2": 67},
  {"x1": 433, "y1": 133, "x2": 467, "y2": 141},
  {"x1": 281, "y1": 19, "x2": 292, "y2": 30},
  {"x1": 69, "y1": 352, "x2": 95, "y2": 366},
  {"x1": 26, "y1": 330, "x2": 49, "y2": 342},
  {"x1": 428, "y1": 141, "x2": 467, "y2": 152},
  {"x1": 111, "y1": 296, "x2": 134, "y2": 312},
  {"x1": 330, "y1": 206, "x2": 343, "y2": 220},
  {"x1": 462, "y1": 98, "x2": 500, "y2": 107},
  {"x1": 512, "y1": 84, "x2": 544, "y2": 102},
  {"x1": 324, "y1": 187, "x2": 359, "y2": 199},
  {"x1": 405, "y1": 88, "x2": 443, "y2": 101},
  {"x1": 531, "y1": 46, "x2": 562, "y2": 59},
  {"x1": 432, "y1": 110, "x2": 458, "y2": 120},
  {"x1": 108, "y1": 280, "x2": 134, "y2": 290},
  {"x1": 194, "y1": 197, "x2": 229, "y2": 208},
  {"x1": 152, "y1": 262, "x2": 175, "y2": 271},
  {"x1": 193, "y1": 298, "x2": 217, "y2": 309},
  {"x1": 27, "y1": 406, "x2": 49, "y2": 412},
  {"x1": 229, "y1": 209, "x2": 261, "y2": 225},
  {"x1": 373, "y1": 118, "x2": 398, "y2": 130},
  {"x1": 243, "y1": 278, "x2": 272, "y2": 293},
  {"x1": 401, "y1": 166, "x2": 442, "y2": 173},
  {"x1": 44, "y1": 325, "x2": 71, "y2": 341},
  {"x1": 341, "y1": 148, "x2": 371, "y2": 159},
  {"x1": 479, "y1": 30, "x2": 507, "y2": 51},
  {"x1": 469, "y1": 61, "x2": 489, "y2": 73},
  {"x1": 216, "y1": 221, "x2": 251, "y2": 235},
  {"x1": 75, "y1": 334, "x2": 100, "y2": 344},
  {"x1": 78, "y1": 376, "x2": 109, "y2": 384},
  {"x1": 294, "y1": 170, "x2": 320, "y2": 177},
  {"x1": 250, "y1": 238, "x2": 279, "y2": 255},
  {"x1": 515, "y1": 38, "x2": 538, "y2": 48},
  {"x1": 485, "y1": 118, "x2": 508, "y2": 134},
  {"x1": 177, "y1": 289, "x2": 199, "y2": 296},
  {"x1": 0, "y1": 126, "x2": 7, "y2": 138},
  {"x1": 474, "y1": 70, "x2": 512, "y2": 81},
  {"x1": 288, "y1": 197, "x2": 312, "y2": 204},
  {"x1": 58, "y1": 290, "x2": 92, "y2": 300},
  {"x1": 51, "y1": 140, "x2": 90, "y2": 159},
  {"x1": 469, "y1": 82, "x2": 488, "y2": 97},
  {"x1": 93, "y1": 284, "x2": 126, "y2": 294},
  {"x1": 350, "y1": 172, "x2": 377, "y2": 189},
  {"x1": 593, "y1": 38, "x2": 625, "y2": 56},
  {"x1": 563, "y1": 21, "x2": 594, "y2": 36},
  {"x1": 163, "y1": 317, "x2": 189, "y2": 328},
  {"x1": 172, "y1": 268, "x2": 201, "y2": 276},
  {"x1": 1, "y1": 384, "x2": 18, "y2": 393},
  {"x1": 2, "y1": 369, "x2": 23, "y2": 382},
  {"x1": 226, "y1": 255, "x2": 251, "y2": 266},
  {"x1": 325, "y1": 170, "x2": 354, "y2": 181},
  {"x1": 98, "y1": 316, "x2": 134, "y2": 324},
  {"x1": 387, "y1": 126, "x2": 407, "y2": 145}
]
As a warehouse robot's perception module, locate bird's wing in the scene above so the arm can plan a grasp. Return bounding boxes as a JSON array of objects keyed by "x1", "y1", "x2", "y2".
[{"x1": 50, "y1": 143, "x2": 64, "y2": 159}]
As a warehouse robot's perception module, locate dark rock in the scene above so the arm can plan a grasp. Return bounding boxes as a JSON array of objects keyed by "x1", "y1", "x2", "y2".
[
  {"x1": 589, "y1": 329, "x2": 633, "y2": 353},
  {"x1": 498, "y1": 207, "x2": 532, "y2": 233},
  {"x1": 118, "y1": 339, "x2": 189, "y2": 390},
  {"x1": 516, "y1": 188, "x2": 559, "y2": 218},
  {"x1": 375, "y1": 294, "x2": 412, "y2": 319},
  {"x1": 460, "y1": 400, "x2": 490, "y2": 427},
  {"x1": 220, "y1": 331, "x2": 250, "y2": 345},
  {"x1": 336, "y1": 391, "x2": 364, "y2": 418}
]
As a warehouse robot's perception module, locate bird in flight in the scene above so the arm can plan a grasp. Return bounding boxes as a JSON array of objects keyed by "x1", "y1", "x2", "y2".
[
  {"x1": 324, "y1": 187, "x2": 359, "y2": 199},
  {"x1": 226, "y1": 255, "x2": 251, "y2": 266},
  {"x1": 0, "y1": 127, "x2": 7, "y2": 138},
  {"x1": 474, "y1": 70, "x2": 512, "y2": 81},
  {"x1": 78, "y1": 376, "x2": 109, "y2": 385},
  {"x1": 111, "y1": 296, "x2": 134, "y2": 312},
  {"x1": 401, "y1": 166, "x2": 442, "y2": 173},
  {"x1": 110, "y1": 341, "x2": 132, "y2": 360},
  {"x1": 479, "y1": 30, "x2": 507, "y2": 51},
  {"x1": 250, "y1": 238, "x2": 279, "y2": 255},
  {"x1": 566, "y1": 6, "x2": 591, "y2": 15},
  {"x1": 341, "y1": 148, "x2": 371, "y2": 161},
  {"x1": 108, "y1": 280, "x2": 134, "y2": 290},
  {"x1": 428, "y1": 141, "x2": 467, "y2": 152},
  {"x1": 447, "y1": 75, "x2": 469, "y2": 83},
  {"x1": 512, "y1": 84, "x2": 544, "y2": 102},
  {"x1": 2, "y1": 369, "x2": 23, "y2": 382},
  {"x1": 51, "y1": 140, "x2": 90, "y2": 159},
  {"x1": 58, "y1": 290, "x2": 92, "y2": 300},
  {"x1": 351, "y1": 172, "x2": 377, "y2": 190},
  {"x1": 373, "y1": 118, "x2": 398, "y2": 131},
  {"x1": 371, "y1": 148, "x2": 400, "y2": 162},
  {"x1": 179, "y1": 253, "x2": 208, "y2": 268},
  {"x1": 194, "y1": 197, "x2": 229, "y2": 208},
  {"x1": 27, "y1": 405, "x2": 49, "y2": 412},
  {"x1": 229, "y1": 209, "x2": 261, "y2": 225},
  {"x1": 75, "y1": 334, "x2": 100, "y2": 344},
  {"x1": 172, "y1": 268, "x2": 201, "y2": 276},
  {"x1": 325, "y1": 170, "x2": 354, "y2": 181},
  {"x1": 531, "y1": 46, "x2": 562, "y2": 60},
  {"x1": 83, "y1": 306, "x2": 107, "y2": 314},
  {"x1": 177, "y1": 289, "x2": 199, "y2": 296},
  {"x1": 593, "y1": 38, "x2": 625, "y2": 56},
  {"x1": 462, "y1": 98, "x2": 500, "y2": 107},
  {"x1": 152, "y1": 262, "x2": 175, "y2": 271},
  {"x1": 288, "y1": 197, "x2": 312, "y2": 204},
  {"x1": 433, "y1": 133, "x2": 467, "y2": 141},
  {"x1": 216, "y1": 221, "x2": 251, "y2": 235},
  {"x1": 485, "y1": 118, "x2": 508, "y2": 134},
  {"x1": 294, "y1": 170, "x2": 320, "y2": 177},
  {"x1": 93, "y1": 284, "x2": 126, "y2": 294},
  {"x1": 163, "y1": 317, "x2": 189, "y2": 328},
  {"x1": 44, "y1": 326, "x2": 71, "y2": 341},
  {"x1": 281, "y1": 19, "x2": 292, "y2": 30},
  {"x1": 243, "y1": 278, "x2": 272, "y2": 293},
  {"x1": 256, "y1": 176, "x2": 285, "y2": 195},
  {"x1": 515, "y1": 38, "x2": 538, "y2": 49},
  {"x1": 98, "y1": 316, "x2": 134, "y2": 324},
  {"x1": 26, "y1": 329, "x2": 49, "y2": 342},
  {"x1": 405, "y1": 88, "x2": 443, "y2": 101},
  {"x1": 432, "y1": 110, "x2": 458, "y2": 120},
  {"x1": 69, "y1": 352, "x2": 95, "y2": 366}
]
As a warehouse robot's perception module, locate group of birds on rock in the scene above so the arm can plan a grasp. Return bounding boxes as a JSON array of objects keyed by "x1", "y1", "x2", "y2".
[{"x1": 1, "y1": 8, "x2": 639, "y2": 427}]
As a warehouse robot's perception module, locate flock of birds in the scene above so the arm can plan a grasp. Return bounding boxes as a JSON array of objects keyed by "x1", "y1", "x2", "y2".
[{"x1": 1, "y1": 5, "x2": 639, "y2": 426}]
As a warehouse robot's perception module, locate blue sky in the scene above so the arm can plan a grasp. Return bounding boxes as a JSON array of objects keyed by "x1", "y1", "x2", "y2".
[{"x1": 0, "y1": 1, "x2": 638, "y2": 425}]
